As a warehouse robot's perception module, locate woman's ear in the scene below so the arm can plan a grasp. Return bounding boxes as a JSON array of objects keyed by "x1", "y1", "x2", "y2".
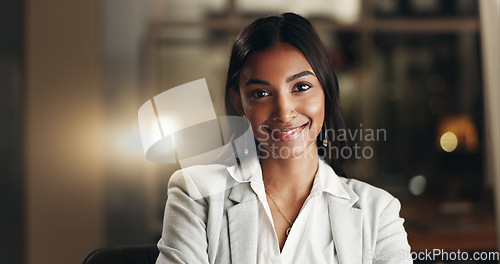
[{"x1": 229, "y1": 89, "x2": 244, "y2": 116}]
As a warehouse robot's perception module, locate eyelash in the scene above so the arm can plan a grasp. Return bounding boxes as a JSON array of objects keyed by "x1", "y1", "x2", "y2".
[
  {"x1": 250, "y1": 82, "x2": 312, "y2": 99},
  {"x1": 251, "y1": 90, "x2": 270, "y2": 98},
  {"x1": 293, "y1": 82, "x2": 312, "y2": 92}
]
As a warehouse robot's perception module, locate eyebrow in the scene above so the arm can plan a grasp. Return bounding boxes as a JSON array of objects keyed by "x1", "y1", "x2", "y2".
[
  {"x1": 244, "y1": 70, "x2": 315, "y2": 87},
  {"x1": 286, "y1": 71, "x2": 315, "y2": 83},
  {"x1": 244, "y1": 79, "x2": 270, "y2": 87}
]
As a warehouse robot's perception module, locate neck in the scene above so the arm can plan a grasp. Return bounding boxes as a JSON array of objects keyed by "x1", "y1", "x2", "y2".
[{"x1": 260, "y1": 144, "x2": 319, "y2": 200}]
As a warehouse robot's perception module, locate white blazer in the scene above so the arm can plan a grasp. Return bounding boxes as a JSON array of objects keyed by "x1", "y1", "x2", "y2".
[{"x1": 156, "y1": 157, "x2": 413, "y2": 264}]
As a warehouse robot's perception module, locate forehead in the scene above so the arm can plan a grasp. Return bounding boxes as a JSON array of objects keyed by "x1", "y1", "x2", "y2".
[{"x1": 240, "y1": 44, "x2": 314, "y2": 81}]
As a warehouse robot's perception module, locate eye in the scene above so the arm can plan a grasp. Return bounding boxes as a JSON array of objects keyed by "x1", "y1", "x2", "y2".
[
  {"x1": 292, "y1": 82, "x2": 312, "y2": 92},
  {"x1": 251, "y1": 90, "x2": 270, "y2": 98}
]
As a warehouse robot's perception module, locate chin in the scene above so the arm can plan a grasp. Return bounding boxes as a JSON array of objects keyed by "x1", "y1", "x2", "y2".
[{"x1": 259, "y1": 139, "x2": 317, "y2": 160}]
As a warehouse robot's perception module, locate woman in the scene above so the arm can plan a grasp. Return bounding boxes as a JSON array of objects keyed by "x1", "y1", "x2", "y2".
[{"x1": 156, "y1": 13, "x2": 412, "y2": 264}]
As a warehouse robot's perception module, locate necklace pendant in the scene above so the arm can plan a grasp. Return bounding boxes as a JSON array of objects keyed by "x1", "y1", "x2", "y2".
[{"x1": 286, "y1": 227, "x2": 291, "y2": 236}]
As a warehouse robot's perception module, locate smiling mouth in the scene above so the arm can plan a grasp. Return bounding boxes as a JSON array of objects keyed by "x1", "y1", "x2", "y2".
[{"x1": 266, "y1": 123, "x2": 308, "y2": 141}]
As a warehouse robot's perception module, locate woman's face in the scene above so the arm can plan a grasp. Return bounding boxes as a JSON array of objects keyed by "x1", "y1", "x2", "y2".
[{"x1": 232, "y1": 43, "x2": 325, "y2": 159}]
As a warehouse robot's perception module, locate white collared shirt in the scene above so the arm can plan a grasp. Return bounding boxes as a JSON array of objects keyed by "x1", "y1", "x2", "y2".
[{"x1": 250, "y1": 159, "x2": 339, "y2": 264}]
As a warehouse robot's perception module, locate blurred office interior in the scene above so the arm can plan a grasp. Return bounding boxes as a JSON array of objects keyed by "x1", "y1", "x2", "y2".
[{"x1": 0, "y1": 0, "x2": 499, "y2": 263}]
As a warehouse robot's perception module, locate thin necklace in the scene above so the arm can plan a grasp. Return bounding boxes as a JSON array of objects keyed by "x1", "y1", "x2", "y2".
[{"x1": 265, "y1": 189, "x2": 293, "y2": 236}]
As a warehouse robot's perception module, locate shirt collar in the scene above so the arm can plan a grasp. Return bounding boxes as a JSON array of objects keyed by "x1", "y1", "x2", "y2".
[
  {"x1": 226, "y1": 150, "x2": 261, "y2": 183},
  {"x1": 227, "y1": 155, "x2": 351, "y2": 200},
  {"x1": 315, "y1": 158, "x2": 350, "y2": 200}
]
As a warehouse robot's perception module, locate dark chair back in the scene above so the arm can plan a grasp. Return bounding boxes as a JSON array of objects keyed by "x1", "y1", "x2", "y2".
[{"x1": 82, "y1": 245, "x2": 159, "y2": 264}]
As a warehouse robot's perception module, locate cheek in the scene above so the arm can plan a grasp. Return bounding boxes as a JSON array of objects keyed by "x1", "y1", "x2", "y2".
[
  {"x1": 306, "y1": 99, "x2": 325, "y2": 139},
  {"x1": 310, "y1": 101, "x2": 325, "y2": 119},
  {"x1": 302, "y1": 94, "x2": 325, "y2": 126},
  {"x1": 311, "y1": 104, "x2": 325, "y2": 136}
]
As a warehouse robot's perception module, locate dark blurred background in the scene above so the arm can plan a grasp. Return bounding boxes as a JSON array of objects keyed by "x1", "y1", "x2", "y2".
[{"x1": 1, "y1": 0, "x2": 499, "y2": 263}]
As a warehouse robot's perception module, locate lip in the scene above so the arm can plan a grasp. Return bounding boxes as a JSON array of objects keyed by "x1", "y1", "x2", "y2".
[{"x1": 266, "y1": 123, "x2": 308, "y2": 141}]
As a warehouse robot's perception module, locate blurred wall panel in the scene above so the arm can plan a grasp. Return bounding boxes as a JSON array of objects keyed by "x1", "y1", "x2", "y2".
[
  {"x1": 25, "y1": 0, "x2": 105, "y2": 263},
  {"x1": 103, "y1": 0, "x2": 152, "y2": 246},
  {"x1": 0, "y1": 0, "x2": 24, "y2": 263}
]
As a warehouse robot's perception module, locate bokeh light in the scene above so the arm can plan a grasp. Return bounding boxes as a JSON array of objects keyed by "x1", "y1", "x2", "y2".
[{"x1": 440, "y1": 131, "x2": 458, "y2": 152}]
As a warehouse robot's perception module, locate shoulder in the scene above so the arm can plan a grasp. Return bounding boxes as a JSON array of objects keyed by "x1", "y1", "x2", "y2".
[
  {"x1": 168, "y1": 163, "x2": 230, "y2": 187},
  {"x1": 319, "y1": 159, "x2": 397, "y2": 211},
  {"x1": 168, "y1": 163, "x2": 236, "y2": 200},
  {"x1": 339, "y1": 177, "x2": 400, "y2": 214},
  {"x1": 341, "y1": 177, "x2": 395, "y2": 202}
]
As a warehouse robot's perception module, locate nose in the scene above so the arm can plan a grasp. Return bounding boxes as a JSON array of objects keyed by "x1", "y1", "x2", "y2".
[{"x1": 272, "y1": 93, "x2": 297, "y2": 123}]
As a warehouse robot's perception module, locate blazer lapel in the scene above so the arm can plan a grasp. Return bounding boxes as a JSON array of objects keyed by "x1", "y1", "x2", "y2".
[
  {"x1": 226, "y1": 183, "x2": 259, "y2": 264},
  {"x1": 327, "y1": 195, "x2": 363, "y2": 264}
]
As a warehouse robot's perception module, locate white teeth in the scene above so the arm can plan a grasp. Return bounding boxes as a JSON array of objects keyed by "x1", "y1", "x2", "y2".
[{"x1": 276, "y1": 127, "x2": 299, "y2": 135}]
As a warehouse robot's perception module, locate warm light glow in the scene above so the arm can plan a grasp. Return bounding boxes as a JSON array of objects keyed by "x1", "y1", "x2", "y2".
[
  {"x1": 138, "y1": 100, "x2": 162, "y2": 153},
  {"x1": 436, "y1": 115, "x2": 479, "y2": 153},
  {"x1": 440, "y1": 131, "x2": 458, "y2": 152},
  {"x1": 138, "y1": 79, "x2": 218, "y2": 163},
  {"x1": 158, "y1": 115, "x2": 178, "y2": 137}
]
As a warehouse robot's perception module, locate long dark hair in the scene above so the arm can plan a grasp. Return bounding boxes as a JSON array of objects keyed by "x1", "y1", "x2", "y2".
[{"x1": 224, "y1": 12, "x2": 347, "y2": 177}]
